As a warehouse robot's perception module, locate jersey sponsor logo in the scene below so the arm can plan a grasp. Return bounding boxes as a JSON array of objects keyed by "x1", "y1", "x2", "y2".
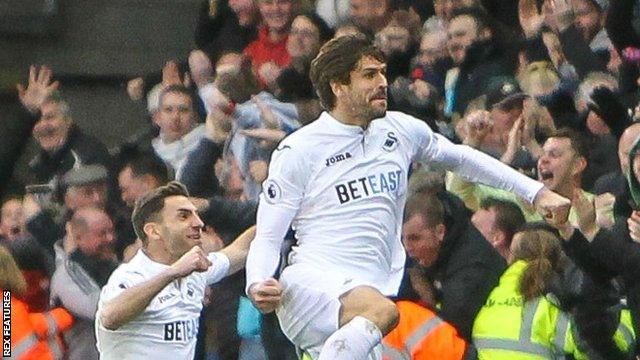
[
  {"x1": 334, "y1": 170, "x2": 404, "y2": 204},
  {"x1": 263, "y1": 180, "x2": 282, "y2": 204},
  {"x1": 163, "y1": 318, "x2": 199, "y2": 342},
  {"x1": 185, "y1": 282, "x2": 196, "y2": 298},
  {"x1": 382, "y1": 132, "x2": 398, "y2": 152},
  {"x1": 158, "y1": 293, "x2": 177, "y2": 303},
  {"x1": 325, "y1": 152, "x2": 352, "y2": 167}
]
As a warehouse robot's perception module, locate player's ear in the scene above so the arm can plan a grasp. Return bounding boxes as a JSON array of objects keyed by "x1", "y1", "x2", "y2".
[
  {"x1": 330, "y1": 80, "x2": 344, "y2": 100},
  {"x1": 143, "y1": 222, "x2": 160, "y2": 241}
]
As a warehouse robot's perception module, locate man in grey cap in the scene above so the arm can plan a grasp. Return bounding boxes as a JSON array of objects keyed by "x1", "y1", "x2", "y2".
[
  {"x1": 23, "y1": 164, "x2": 114, "y2": 262},
  {"x1": 62, "y1": 164, "x2": 110, "y2": 211},
  {"x1": 61, "y1": 164, "x2": 110, "y2": 209}
]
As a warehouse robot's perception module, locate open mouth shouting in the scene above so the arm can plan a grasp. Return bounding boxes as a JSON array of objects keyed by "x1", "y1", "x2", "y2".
[
  {"x1": 537, "y1": 166, "x2": 557, "y2": 189},
  {"x1": 539, "y1": 169, "x2": 554, "y2": 181}
]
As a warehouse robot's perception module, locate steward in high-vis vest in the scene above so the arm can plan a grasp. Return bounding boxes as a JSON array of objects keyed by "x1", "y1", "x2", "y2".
[
  {"x1": 473, "y1": 259, "x2": 586, "y2": 359},
  {"x1": 0, "y1": 245, "x2": 74, "y2": 360},
  {"x1": 9, "y1": 293, "x2": 75, "y2": 360},
  {"x1": 472, "y1": 227, "x2": 636, "y2": 359},
  {"x1": 382, "y1": 300, "x2": 473, "y2": 360}
]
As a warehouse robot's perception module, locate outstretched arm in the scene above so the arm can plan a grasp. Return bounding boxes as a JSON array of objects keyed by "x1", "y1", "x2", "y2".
[
  {"x1": 422, "y1": 131, "x2": 570, "y2": 221},
  {"x1": 245, "y1": 201, "x2": 296, "y2": 288},
  {"x1": 425, "y1": 132, "x2": 543, "y2": 202}
]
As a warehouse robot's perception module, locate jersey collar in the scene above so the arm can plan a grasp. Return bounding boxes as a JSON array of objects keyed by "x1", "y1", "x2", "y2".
[
  {"x1": 132, "y1": 248, "x2": 172, "y2": 274},
  {"x1": 320, "y1": 111, "x2": 366, "y2": 135}
]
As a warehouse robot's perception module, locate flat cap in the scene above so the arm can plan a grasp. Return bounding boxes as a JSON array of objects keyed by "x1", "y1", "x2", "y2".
[{"x1": 63, "y1": 164, "x2": 108, "y2": 187}]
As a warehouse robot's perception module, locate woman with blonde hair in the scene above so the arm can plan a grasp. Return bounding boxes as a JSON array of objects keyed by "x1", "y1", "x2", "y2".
[
  {"x1": 0, "y1": 245, "x2": 73, "y2": 360},
  {"x1": 473, "y1": 226, "x2": 636, "y2": 359}
]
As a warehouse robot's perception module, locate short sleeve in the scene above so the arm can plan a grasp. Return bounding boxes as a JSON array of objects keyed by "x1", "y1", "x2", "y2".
[{"x1": 99, "y1": 268, "x2": 145, "y2": 305}]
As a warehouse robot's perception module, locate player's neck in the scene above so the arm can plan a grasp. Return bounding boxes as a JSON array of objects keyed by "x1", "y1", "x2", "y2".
[
  {"x1": 142, "y1": 246, "x2": 174, "y2": 266},
  {"x1": 329, "y1": 108, "x2": 370, "y2": 130}
]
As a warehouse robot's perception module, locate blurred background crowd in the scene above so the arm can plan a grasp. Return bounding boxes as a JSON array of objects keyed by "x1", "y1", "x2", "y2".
[{"x1": 4, "y1": 0, "x2": 640, "y2": 358}]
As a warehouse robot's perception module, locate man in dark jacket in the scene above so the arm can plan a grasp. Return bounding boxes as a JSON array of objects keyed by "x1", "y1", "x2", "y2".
[
  {"x1": 400, "y1": 190, "x2": 506, "y2": 340},
  {"x1": 549, "y1": 186, "x2": 640, "y2": 357},
  {"x1": 195, "y1": 0, "x2": 259, "y2": 65},
  {"x1": 22, "y1": 91, "x2": 111, "y2": 186},
  {"x1": 593, "y1": 123, "x2": 640, "y2": 219},
  {"x1": 447, "y1": 7, "x2": 517, "y2": 117}
]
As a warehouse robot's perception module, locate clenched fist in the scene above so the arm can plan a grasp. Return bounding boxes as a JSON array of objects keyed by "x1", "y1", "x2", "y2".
[
  {"x1": 535, "y1": 187, "x2": 571, "y2": 226},
  {"x1": 170, "y1": 246, "x2": 212, "y2": 278}
]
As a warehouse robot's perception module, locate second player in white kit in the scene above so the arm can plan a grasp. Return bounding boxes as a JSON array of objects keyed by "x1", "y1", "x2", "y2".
[
  {"x1": 246, "y1": 35, "x2": 571, "y2": 359},
  {"x1": 95, "y1": 182, "x2": 254, "y2": 359}
]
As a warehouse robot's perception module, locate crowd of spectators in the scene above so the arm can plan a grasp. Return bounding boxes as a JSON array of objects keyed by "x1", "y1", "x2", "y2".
[{"x1": 5, "y1": 0, "x2": 640, "y2": 358}]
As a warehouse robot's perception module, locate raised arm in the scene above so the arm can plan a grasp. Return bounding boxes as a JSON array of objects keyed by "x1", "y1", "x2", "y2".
[{"x1": 178, "y1": 138, "x2": 223, "y2": 198}]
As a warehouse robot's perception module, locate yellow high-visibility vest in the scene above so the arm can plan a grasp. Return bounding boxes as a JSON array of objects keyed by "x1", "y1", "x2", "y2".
[{"x1": 471, "y1": 260, "x2": 636, "y2": 359}]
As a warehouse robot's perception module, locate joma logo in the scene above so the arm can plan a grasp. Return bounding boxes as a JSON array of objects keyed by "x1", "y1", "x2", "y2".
[{"x1": 325, "y1": 152, "x2": 352, "y2": 167}]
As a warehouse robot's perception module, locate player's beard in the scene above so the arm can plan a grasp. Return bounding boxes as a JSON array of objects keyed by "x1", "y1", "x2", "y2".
[
  {"x1": 366, "y1": 93, "x2": 388, "y2": 121},
  {"x1": 162, "y1": 227, "x2": 198, "y2": 261},
  {"x1": 371, "y1": 99, "x2": 387, "y2": 117},
  {"x1": 352, "y1": 90, "x2": 387, "y2": 124}
]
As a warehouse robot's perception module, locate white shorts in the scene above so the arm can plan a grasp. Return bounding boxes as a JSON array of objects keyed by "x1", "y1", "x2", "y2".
[{"x1": 275, "y1": 263, "x2": 382, "y2": 359}]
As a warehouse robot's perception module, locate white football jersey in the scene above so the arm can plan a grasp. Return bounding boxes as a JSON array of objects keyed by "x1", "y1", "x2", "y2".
[
  {"x1": 95, "y1": 249, "x2": 230, "y2": 360},
  {"x1": 246, "y1": 111, "x2": 543, "y2": 296}
]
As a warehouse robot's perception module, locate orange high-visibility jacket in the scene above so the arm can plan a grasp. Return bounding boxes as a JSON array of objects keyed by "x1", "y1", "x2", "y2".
[
  {"x1": 383, "y1": 300, "x2": 467, "y2": 360},
  {"x1": 7, "y1": 293, "x2": 74, "y2": 360}
]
